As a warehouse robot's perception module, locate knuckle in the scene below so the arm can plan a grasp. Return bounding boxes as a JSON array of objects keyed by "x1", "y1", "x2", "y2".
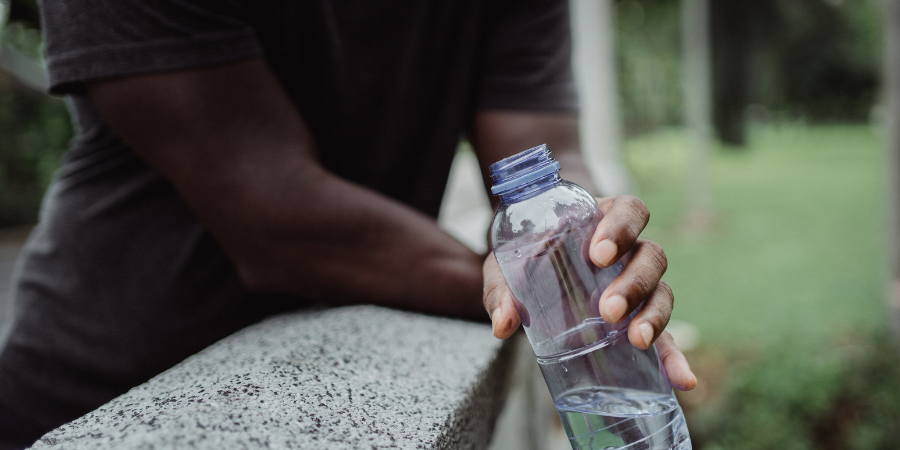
[
  {"x1": 658, "y1": 280, "x2": 674, "y2": 302},
  {"x1": 649, "y1": 300, "x2": 670, "y2": 328},
  {"x1": 483, "y1": 283, "x2": 503, "y2": 305},
  {"x1": 630, "y1": 272, "x2": 658, "y2": 300},
  {"x1": 655, "y1": 332, "x2": 676, "y2": 359},
  {"x1": 620, "y1": 195, "x2": 650, "y2": 223},
  {"x1": 645, "y1": 293, "x2": 673, "y2": 330},
  {"x1": 603, "y1": 196, "x2": 651, "y2": 243},
  {"x1": 641, "y1": 240, "x2": 668, "y2": 273}
]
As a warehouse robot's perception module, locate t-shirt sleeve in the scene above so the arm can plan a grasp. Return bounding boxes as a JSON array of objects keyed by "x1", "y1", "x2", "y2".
[
  {"x1": 477, "y1": 0, "x2": 579, "y2": 113},
  {"x1": 39, "y1": 0, "x2": 263, "y2": 95}
]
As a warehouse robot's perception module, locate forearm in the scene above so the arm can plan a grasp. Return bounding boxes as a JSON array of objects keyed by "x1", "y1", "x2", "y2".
[
  {"x1": 130, "y1": 130, "x2": 485, "y2": 318},
  {"x1": 223, "y1": 165, "x2": 484, "y2": 318},
  {"x1": 88, "y1": 59, "x2": 484, "y2": 319},
  {"x1": 556, "y1": 152, "x2": 601, "y2": 198}
]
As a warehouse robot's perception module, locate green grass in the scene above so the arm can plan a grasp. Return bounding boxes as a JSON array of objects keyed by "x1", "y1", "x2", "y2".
[{"x1": 624, "y1": 124, "x2": 887, "y2": 348}]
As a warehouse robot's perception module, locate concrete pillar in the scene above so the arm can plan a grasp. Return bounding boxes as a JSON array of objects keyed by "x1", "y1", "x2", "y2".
[
  {"x1": 681, "y1": 0, "x2": 714, "y2": 222},
  {"x1": 570, "y1": 0, "x2": 634, "y2": 196},
  {"x1": 883, "y1": 0, "x2": 900, "y2": 331}
]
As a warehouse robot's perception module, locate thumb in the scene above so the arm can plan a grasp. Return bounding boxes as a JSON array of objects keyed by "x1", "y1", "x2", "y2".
[{"x1": 483, "y1": 253, "x2": 521, "y2": 339}]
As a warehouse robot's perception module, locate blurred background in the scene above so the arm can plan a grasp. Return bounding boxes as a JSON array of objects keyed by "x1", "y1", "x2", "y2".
[
  {"x1": 1, "y1": 0, "x2": 899, "y2": 448},
  {"x1": 445, "y1": 0, "x2": 900, "y2": 448}
]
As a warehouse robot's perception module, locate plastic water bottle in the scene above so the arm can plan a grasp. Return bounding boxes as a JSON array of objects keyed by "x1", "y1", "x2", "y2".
[{"x1": 489, "y1": 145, "x2": 691, "y2": 450}]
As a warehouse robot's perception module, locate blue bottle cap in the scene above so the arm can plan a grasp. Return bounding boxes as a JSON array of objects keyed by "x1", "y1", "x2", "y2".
[{"x1": 489, "y1": 144, "x2": 561, "y2": 196}]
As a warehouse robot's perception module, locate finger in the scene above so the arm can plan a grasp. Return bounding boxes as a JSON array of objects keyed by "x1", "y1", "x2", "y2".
[
  {"x1": 591, "y1": 195, "x2": 651, "y2": 268},
  {"x1": 599, "y1": 239, "x2": 667, "y2": 324},
  {"x1": 656, "y1": 331, "x2": 697, "y2": 391},
  {"x1": 626, "y1": 281, "x2": 673, "y2": 350},
  {"x1": 483, "y1": 254, "x2": 521, "y2": 339}
]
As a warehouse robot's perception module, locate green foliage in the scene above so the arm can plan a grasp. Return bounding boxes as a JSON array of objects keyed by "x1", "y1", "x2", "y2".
[
  {"x1": 767, "y1": 0, "x2": 880, "y2": 122},
  {"x1": 614, "y1": 0, "x2": 882, "y2": 135},
  {"x1": 0, "y1": 81, "x2": 72, "y2": 226},
  {"x1": 615, "y1": 0, "x2": 684, "y2": 135},
  {"x1": 0, "y1": 0, "x2": 72, "y2": 227},
  {"x1": 690, "y1": 331, "x2": 900, "y2": 450}
]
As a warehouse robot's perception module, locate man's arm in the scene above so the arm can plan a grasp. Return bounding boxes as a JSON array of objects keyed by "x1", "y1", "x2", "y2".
[
  {"x1": 472, "y1": 111, "x2": 696, "y2": 391},
  {"x1": 88, "y1": 59, "x2": 485, "y2": 319}
]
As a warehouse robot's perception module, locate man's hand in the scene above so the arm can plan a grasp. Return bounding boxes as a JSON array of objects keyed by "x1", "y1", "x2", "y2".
[{"x1": 482, "y1": 195, "x2": 697, "y2": 391}]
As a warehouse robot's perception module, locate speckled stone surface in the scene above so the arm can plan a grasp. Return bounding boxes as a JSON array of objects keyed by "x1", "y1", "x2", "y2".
[{"x1": 31, "y1": 306, "x2": 515, "y2": 449}]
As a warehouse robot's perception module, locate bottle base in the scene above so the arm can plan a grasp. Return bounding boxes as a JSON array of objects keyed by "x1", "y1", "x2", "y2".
[{"x1": 556, "y1": 387, "x2": 691, "y2": 450}]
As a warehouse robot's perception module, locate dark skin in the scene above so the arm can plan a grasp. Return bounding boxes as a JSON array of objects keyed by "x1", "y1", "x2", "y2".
[{"x1": 89, "y1": 58, "x2": 696, "y2": 391}]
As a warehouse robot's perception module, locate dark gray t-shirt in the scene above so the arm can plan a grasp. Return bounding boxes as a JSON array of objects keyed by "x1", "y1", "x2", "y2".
[{"x1": 0, "y1": 0, "x2": 577, "y2": 430}]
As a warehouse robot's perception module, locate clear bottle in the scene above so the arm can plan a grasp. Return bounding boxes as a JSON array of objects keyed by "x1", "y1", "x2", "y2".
[{"x1": 489, "y1": 145, "x2": 691, "y2": 450}]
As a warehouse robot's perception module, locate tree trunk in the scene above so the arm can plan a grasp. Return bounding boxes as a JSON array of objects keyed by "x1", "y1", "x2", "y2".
[{"x1": 711, "y1": 0, "x2": 752, "y2": 147}]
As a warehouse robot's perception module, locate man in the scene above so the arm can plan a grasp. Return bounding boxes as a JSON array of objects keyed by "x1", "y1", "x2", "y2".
[{"x1": 0, "y1": 0, "x2": 695, "y2": 447}]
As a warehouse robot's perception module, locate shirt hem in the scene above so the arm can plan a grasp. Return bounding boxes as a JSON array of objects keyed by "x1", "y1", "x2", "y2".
[{"x1": 46, "y1": 29, "x2": 264, "y2": 96}]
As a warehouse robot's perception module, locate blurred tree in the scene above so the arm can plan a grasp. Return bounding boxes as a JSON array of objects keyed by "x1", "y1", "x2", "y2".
[
  {"x1": 773, "y1": 0, "x2": 878, "y2": 122},
  {"x1": 615, "y1": 0, "x2": 683, "y2": 135},
  {"x1": 615, "y1": 0, "x2": 880, "y2": 138},
  {"x1": 709, "y1": 0, "x2": 781, "y2": 147},
  {"x1": 709, "y1": 0, "x2": 753, "y2": 146}
]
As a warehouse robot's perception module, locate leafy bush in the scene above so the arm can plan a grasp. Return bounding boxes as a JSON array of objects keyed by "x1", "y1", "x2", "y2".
[
  {"x1": 688, "y1": 329, "x2": 900, "y2": 450},
  {"x1": 0, "y1": 0, "x2": 73, "y2": 227},
  {"x1": 0, "y1": 79, "x2": 72, "y2": 227},
  {"x1": 615, "y1": 0, "x2": 684, "y2": 135}
]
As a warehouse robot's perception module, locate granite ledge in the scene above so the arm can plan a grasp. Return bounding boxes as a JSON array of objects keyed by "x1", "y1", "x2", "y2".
[{"x1": 32, "y1": 305, "x2": 515, "y2": 449}]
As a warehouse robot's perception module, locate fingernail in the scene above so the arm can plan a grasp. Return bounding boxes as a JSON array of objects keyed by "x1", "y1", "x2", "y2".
[
  {"x1": 593, "y1": 240, "x2": 618, "y2": 267},
  {"x1": 602, "y1": 295, "x2": 628, "y2": 323},
  {"x1": 491, "y1": 307, "x2": 502, "y2": 335},
  {"x1": 638, "y1": 322, "x2": 654, "y2": 348}
]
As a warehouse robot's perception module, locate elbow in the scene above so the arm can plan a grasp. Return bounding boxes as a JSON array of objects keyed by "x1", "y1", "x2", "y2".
[
  {"x1": 231, "y1": 242, "x2": 320, "y2": 299},
  {"x1": 222, "y1": 165, "x2": 332, "y2": 295},
  {"x1": 235, "y1": 257, "x2": 328, "y2": 302},
  {"x1": 230, "y1": 231, "x2": 291, "y2": 293},
  {"x1": 235, "y1": 260, "x2": 278, "y2": 293}
]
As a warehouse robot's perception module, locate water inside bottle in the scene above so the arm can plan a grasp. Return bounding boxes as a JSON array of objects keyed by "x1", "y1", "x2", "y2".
[
  {"x1": 536, "y1": 331, "x2": 691, "y2": 450},
  {"x1": 555, "y1": 387, "x2": 691, "y2": 450}
]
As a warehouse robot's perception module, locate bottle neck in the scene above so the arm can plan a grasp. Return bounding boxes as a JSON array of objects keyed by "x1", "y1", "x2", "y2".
[
  {"x1": 498, "y1": 173, "x2": 562, "y2": 203},
  {"x1": 490, "y1": 144, "x2": 563, "y2": 202}
]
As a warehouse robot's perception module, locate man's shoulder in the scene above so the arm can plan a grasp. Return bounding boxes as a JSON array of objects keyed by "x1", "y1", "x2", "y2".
[{"x1": 41, "y1": 0, "x2": 261, "y2": 95}]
